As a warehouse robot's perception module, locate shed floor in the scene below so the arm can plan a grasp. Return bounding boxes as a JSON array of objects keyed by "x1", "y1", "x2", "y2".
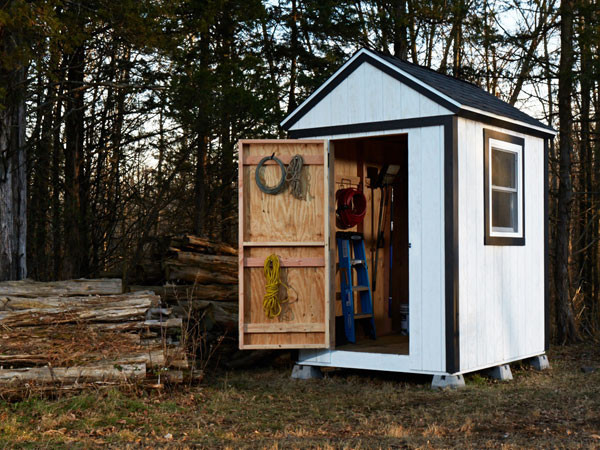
[{"x1": 336, "y1": 334, "x2": 408, "y2": 355}]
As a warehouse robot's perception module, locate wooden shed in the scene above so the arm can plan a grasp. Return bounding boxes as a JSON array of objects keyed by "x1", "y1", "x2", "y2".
[{"x1": 238, "y1": 48, "x2": 556, "y2": 386}]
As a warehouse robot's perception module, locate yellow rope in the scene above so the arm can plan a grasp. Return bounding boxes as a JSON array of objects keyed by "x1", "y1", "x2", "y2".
[{"x1": 263, "y1": 254, "x2": 289, "y2": 319}]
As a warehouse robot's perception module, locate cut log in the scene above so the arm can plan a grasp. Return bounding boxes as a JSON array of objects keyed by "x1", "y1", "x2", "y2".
[
  {"x1": 165, "y1": 252, "x2": 237, "y2": 275},
  {"x1": 0, "y1": 363, "x2": 146, "y2": 384},
  {"x1": 0, "y1": 291, "x2": 158, "y2": 311},
  {"x1": 87, "y1": 318, "x2": 183, "y2": 332},
  {"x1": 170, "y1": 235, "x2": 237, "y2": 256},
  {"x1": 176, "y1": 300, "x2": 238, "y2": 329},
  {"x1": 0, "y1": 278, "x2": 123, "y2": 297},
  {"x1": 165, "y1": 265, "x2": 237, "y2": 285},
  {"x1": 0, "y1": 294, "x2": 159, "y2": 327},
  {"x1": 130, "y1": 284, "x2": 238, "y2": 302}
]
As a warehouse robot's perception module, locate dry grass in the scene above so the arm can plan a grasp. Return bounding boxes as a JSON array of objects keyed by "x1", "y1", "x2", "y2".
[{"x1": 1, "y1": 342, "x2": 599, "y2": 448}]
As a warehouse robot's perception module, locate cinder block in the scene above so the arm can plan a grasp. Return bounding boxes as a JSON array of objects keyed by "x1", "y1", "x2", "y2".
[
  {"x1": 291, "y1": 365, "x2": 323, "y2": 380},
  {"x1": 431, "y1": 374, "x2": 465, "y2": 389},
  {"x1": 528, "y1": 355, "x2": 550, "y2": 371},
  {"x1": 485, "y1": 364, "x2": 513, "y2": 381}
]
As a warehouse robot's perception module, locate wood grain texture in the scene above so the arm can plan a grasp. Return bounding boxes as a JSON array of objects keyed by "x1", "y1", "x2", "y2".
[
  {"x1": 0, "y1": 278, "x2": 123, "y2": 297},
  {"x1": 244, "y1": 154, "x2": 323, "y2": 165},
  {"x1": 239, "y1": 140, "x2": 329, "y2": 349},
  {"x1": 242, "y1": 142, "x2": 326, "y2": 243},
  {"x1": 243, "y1": 257, "x2": 325, "y2": 267}
]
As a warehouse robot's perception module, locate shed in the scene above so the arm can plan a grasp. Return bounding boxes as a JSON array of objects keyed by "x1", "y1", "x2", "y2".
[{"x1": 238, "y1": 48, "x2": 556, "y2": 386}]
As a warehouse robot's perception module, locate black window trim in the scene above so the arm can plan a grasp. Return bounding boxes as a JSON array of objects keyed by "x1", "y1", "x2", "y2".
[{"x1": 484, "y1": 128, "x2": 526, "y2": 246}]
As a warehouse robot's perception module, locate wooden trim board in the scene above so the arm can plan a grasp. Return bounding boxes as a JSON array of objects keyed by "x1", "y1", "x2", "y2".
[
  {"x1": 244, "y1": 154, "x2": 324, "y2": 165},
  {"x1": 244, "y1": 323, "x2": 326, "y2": 333},
  {"x1": 244, "y1": 257, "x2": 325, "y2": 267}
]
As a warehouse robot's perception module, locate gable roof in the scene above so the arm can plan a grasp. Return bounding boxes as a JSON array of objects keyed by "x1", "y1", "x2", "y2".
[{"x1": 281, "y1": 48, "x2": 556, "y2": 136}]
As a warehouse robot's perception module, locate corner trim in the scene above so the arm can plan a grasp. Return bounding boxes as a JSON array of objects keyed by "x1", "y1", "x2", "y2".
[
  {"x1": 483, "y1": 128, "x2": 526, "y2": 246},
  {"x1": 288, "y1": 115, "x2": 453, "y2": 139},
  {"x1": 544, "y1": 138, "x2": 550, "y2": 350},
  {"x1": 445, "y1": 116, "x2": 460, "y2": 374}
]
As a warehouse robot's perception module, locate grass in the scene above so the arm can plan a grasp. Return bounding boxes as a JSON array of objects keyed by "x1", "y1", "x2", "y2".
[{"x1": 1, "y1": 343, "x2": 599, "y2": 448}]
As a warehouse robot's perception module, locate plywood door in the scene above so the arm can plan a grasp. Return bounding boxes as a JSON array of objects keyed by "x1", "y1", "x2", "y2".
[{"x1": 238, "y1": 140, "x2": 333, "y2": 349}]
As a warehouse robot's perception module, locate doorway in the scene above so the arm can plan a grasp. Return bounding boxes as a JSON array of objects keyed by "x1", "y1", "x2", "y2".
[{"x1": 331, "y1": 134, "x2": 409, "y2": 355}]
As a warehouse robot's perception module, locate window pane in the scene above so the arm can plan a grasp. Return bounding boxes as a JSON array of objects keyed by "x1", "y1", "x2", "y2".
[
  {"x1": 492, "y1": 149, "x2": 516, "y2": 188},
  {"x1": 492, "y1": 190, "x2": 517, "y2": 230}
]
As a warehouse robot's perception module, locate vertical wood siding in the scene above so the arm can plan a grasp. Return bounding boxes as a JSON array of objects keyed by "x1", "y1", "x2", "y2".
[
  {"x1": 457, "y1": 118, "x2": 545, "y2": 372},
  {"x1": 408, "y1": 126, "x2": 446, "y2": 373},
  {"x1": 289, "y1": 63, "x2": 451, "y2": 131}
]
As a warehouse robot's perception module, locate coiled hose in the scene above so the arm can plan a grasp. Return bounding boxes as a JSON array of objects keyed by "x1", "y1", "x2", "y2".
[
  {"x1": 336, "y1": 188, "x2": 367, "y2": 229},
  {"x1": 255, "y1": 155, "x2": 287, "y2": 195}
]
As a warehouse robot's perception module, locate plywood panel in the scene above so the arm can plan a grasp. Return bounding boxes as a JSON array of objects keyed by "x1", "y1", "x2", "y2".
[
  {"x1": 457, "y1": 119, "x2": 546, "y2": 372},
  {"x1": 239, "y1": 140, "x2": 330, "y2": 349},
  {"x1": 243, "y1": 142, "x2": 325, "y2": 243}
]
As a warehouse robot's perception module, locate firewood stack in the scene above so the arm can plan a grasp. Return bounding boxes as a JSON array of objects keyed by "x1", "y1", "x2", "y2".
[
  {"x1": 0, "y1": 279, "x2": 188, "y2": 394},
  {"x1": 159, "y1": 235, "x2": 239, "y2": 331}
]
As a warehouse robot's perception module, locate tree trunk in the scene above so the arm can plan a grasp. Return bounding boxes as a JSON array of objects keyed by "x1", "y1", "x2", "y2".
[
  {"x1": 287, "y1": 0, "x2": 299, "y2": 114},
  {"x1": 577, "y1": 0, "x2": 598, "y2": 335},
  {"x1": 63, "y1": 45, "x2": 86, "y2": 279},
  {"x1": 393, "y1": 0, "x2": 408, "y2": 60},
  {"x1": 554, "y1": 0, "x2": 579, "y2": 344},
  {"x1": 0, "y1": 61, "x2": 27, "y2": 282}
]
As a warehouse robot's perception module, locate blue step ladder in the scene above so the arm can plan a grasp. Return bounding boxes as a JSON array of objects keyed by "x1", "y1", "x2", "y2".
[{"x1": 336, "y1": 232, "x2": 376, "y2": 344}]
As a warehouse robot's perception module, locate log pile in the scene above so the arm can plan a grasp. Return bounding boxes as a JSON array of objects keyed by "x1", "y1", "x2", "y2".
[
  {"x1": 0, "y1": 279, "x2": 189, "y2": 394},
  {"x1": 158, "y1": 235, "x2": 238, "y2": 332}
]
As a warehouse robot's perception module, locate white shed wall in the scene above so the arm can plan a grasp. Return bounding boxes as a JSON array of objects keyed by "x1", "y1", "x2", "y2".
[
  {"x1": 316, "y1": 125, "x2": 447, "y2": 374},
  {"x1": 457, "y1": 118, "x2": 545, "y2": 373},
  {"x1": 289, "y1": 63, "x2": 452, "y2": 131}
]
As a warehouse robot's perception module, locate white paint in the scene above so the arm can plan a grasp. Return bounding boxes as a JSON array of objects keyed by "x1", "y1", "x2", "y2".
[
  {"x1": 282, "y1": 49, "x2": 555, "y2": 138},
  {"x1": 297, "y1": 348, "x2": 448, "y2": 375},
  {"x1": 309, "y1": 125, "x2": 447, "y2": 375},
  {"x1": 288, "y1": 61, "x2": 452, "y2": 131},
  {"x1": 457, "y1": 118, "x2": 545, "y2": 372},
  {"x1": 281, "y1": 48, "x2": 460, "y2": 129},
  {"x1": 408, "y1": 126, "x2": 446, "y2": 373},
  {"x1": 487, "y1": 138, "x2": 524, "y2": 238}
]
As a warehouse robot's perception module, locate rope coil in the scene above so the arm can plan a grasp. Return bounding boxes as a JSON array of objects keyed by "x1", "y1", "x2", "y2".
[
  {"x1": 255, "y1": 154, "x2": 287, "y2": 195},
  {"x1": 336, "y1": 188, "x2": 367, "y2": 229},
  {"x1": 263, "y1": 254, "x2": 289, "y2": 319},
  {"x1": 285, "y1": 154, "x2": 304, "y2": 199}
]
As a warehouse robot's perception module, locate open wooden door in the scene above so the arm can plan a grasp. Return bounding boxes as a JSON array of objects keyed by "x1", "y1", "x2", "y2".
[{"x1": 238, "y1": 139, "x2": 333, "y2": 349}]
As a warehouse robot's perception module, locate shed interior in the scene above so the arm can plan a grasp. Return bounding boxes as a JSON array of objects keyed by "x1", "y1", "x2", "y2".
[{"x1": 332, "y1": 135, "x2": 409, "y2": 354}]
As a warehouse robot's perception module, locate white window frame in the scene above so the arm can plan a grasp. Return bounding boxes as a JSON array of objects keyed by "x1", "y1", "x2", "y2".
[{"x1": 488, "y1": 138, "x2": 523, "y2": 238}]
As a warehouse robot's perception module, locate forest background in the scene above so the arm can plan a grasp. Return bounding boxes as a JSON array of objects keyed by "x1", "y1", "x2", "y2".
[{"x1": 0, "y1": 0, "x2": 596, "y2": 344}]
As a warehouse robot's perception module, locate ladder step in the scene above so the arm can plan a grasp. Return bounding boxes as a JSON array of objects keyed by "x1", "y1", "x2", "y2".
[
  {"x1": 352, "y1": 285, "x2": 369, "y2": 292},
  {"x1": 351, "y1": 259, "x2": 365, "y2": 266},
  {"x1": 354, "y1": 313, "x2": 373, "y2": 320}
]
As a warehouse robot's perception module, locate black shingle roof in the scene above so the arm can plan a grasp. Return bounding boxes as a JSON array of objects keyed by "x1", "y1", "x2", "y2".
[{"x1": 374, "y1": 50, "x2": 554, "y2": 132}]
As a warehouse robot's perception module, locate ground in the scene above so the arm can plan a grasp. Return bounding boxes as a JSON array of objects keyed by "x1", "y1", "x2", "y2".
[{"x1": 1, "y1": 343, "x2": 599, "y2": 449}]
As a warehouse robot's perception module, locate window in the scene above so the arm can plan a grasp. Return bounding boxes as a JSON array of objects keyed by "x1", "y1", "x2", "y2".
[{"x1": 484, "y1": 129, "x2": 525, "y2": 246}]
